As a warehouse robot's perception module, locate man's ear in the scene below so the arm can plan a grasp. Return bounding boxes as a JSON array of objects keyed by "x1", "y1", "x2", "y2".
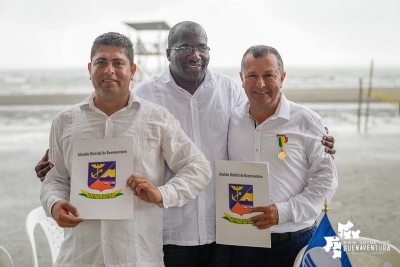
[
  {"x1": 280, "y1": 71, "x2": 286, "y2": 87},
  {"x1": 166, "y1": 48, "x2": 171, "y2": 61},
  {"x1": 130, "y1": 64, "x2": 137, "y2": 80},
  {"x1": 88, "y1": 62, "x2": 92, "y2": 79},
  {"x1": 239, "y1": 71, "x2": 244, "y2": 89}
]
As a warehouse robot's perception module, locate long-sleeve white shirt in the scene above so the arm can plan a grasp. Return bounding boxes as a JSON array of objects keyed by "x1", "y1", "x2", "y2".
[
  {"x1": 228, "y1": 93, "x2": 338, "y2": 233},
  {"x1": 40, "y1": 91, "x2": 212, "y2": 266},
  {"x1": 134, "y1": 68, "x2": 246, "y2": 245}
]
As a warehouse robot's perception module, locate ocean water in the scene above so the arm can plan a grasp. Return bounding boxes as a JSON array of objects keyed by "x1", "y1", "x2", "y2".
[
  {"x1": 217, "y1": 66, "x2": 400, "y2": 90},
  {"x1": 0, "y1": 66, "x2": 399, "y2": 95},
  {"x1": 0, "y1": 69, "x2": 92, "y2": 95}
]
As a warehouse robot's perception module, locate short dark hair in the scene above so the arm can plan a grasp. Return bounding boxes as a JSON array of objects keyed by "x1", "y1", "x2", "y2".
[
  {"x1": 241, "y1": 45, "x2": 284, "y2": 73},
  {"x1": 91, "y1": 32, "x2": 134, "y2": 66},
  {"x1": 168, "y1": 21, "x2": 208, "y2": 48}
]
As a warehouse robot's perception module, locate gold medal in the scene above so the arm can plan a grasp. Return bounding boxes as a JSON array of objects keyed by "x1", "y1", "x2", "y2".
[
  {"x1": 278, "y1": 149, "x2": 287, "y2": 160},
  {"x1": 277, "y1": 134, "x2": 288, "y2": 160}
]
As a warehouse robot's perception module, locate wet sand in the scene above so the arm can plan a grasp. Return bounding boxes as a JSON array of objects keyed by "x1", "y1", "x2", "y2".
[{"x1": 0, "y1": 102, "x2": 399, "y2": 267}]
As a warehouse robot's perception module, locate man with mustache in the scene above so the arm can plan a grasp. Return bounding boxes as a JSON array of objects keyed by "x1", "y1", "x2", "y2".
[
  {"x1": 36, "y1": 22, "x2": 336, "y2": 266},
  {"x1": 40, "y1": 32, "x2": 212, "y2": 266}
]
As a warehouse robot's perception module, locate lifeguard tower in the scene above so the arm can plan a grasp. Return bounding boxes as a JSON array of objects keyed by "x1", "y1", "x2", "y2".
[{"x1": 125, "y1": 21, "x2": 171, "y2": 86}]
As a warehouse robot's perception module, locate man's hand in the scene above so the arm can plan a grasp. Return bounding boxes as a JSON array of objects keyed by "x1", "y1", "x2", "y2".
[
  {"x1": 35, "y1": 149, "x2": 54, "y2": 182},
  {"x1": 51, "y1": 201, "x2": 84, "y2": 228},
  {"x1": 322, "y1": 127, "x2": 336, "y2": 156},
  {"x1": 249, "y1": 204, "x2": 279, "y2": 230},
  {"x1": 126, "y1": 174, "x2": 163, "y2": 204}
]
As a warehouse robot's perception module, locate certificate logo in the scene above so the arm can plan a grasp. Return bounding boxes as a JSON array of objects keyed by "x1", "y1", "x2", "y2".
[
  {"x1": 229, "y1": 184, "x2": 253, "y2": 216},
  {"x1": 88, "y1": 161, "x2": 116, "y2": 192},
  {"x1": 222, "y1": 184, "x2": 254, "y2": 224}
]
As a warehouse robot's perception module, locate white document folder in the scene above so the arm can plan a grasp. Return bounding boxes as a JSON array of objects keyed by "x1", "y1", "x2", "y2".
[
  {"x1": 70, "y1": 137, "x2": 134, "y2": 220},
  {"x1": 215, "y1": 160, "x2": 271, "y2": 248}
]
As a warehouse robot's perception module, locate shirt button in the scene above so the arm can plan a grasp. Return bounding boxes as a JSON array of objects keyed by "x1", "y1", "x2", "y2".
[
  {"x1": 257, "y1": 129, "x2": 260, "y2": 132},
  {"x1": 255, "y1": 149, "x2": 258, "y2": 152}
]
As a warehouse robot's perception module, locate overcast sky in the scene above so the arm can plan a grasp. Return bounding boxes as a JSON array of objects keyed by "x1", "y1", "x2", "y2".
[{"x1": 0, "y1": 0, "x2": 399, "y2": 70}]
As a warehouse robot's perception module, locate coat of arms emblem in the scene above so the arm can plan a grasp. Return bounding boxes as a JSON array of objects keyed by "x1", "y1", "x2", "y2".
[
  {"x1": 229, "y1": 184, "x2": 253, "y2": 216},
  {"x1": 88, "y1": 161, "x2": 116, "y2": 192}
]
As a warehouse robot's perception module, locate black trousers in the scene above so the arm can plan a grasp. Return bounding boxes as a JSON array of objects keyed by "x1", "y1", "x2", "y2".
[{"x1": 163, "y1": 242, "x2": 232, "y2": 267}]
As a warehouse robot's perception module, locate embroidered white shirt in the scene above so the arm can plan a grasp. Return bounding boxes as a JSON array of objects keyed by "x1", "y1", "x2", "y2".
[
  {"x1": 134, "y1": 68, "x2": 246, "y2": 245},
  {"x1": 40, "y1": 91, "x2": 211, "y2": 266},
  {"x1": 228, "y1": 93, "x2": 338, "y2": 233}
]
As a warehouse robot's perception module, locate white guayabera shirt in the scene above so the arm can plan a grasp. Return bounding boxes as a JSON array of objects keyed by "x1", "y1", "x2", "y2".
[
  {"x1": 228, "y1": 93, "x2": 338, "y2": 233},
  {"x1": 134, "y1": 68, "x2": 246, "y2": 246},
  {"x1": 40, "y1": 92, "x2": 212, "y2": 266}
]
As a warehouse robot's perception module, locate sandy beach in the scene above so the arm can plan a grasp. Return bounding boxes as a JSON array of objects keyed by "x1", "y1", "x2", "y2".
[{"x1": 0, "y1": 100, "x2": 399, "y2": 267}]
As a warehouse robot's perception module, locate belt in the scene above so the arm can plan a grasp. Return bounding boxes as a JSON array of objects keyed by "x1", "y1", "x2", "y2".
[{"x1": 271, "y1": 223, "x2": 316, "y2": 243}]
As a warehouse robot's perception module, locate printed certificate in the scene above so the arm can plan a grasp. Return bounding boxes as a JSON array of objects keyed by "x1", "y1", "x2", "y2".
[
  {"x1": 215, "y1": 160, "x2": 270, "y2": 248},
  {"x1": 70, "y1": 137, "x2": 134, "y2": 219}
]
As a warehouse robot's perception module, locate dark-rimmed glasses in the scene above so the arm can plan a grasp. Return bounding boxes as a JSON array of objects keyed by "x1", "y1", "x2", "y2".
[{"x1": 171, "y1": 46, "x2": 210, "y2": 55}]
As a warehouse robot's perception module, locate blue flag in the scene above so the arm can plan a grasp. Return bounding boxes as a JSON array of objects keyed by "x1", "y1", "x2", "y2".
[{"x1": 300, "y1": 214, "x2": 352, "y2": 267}]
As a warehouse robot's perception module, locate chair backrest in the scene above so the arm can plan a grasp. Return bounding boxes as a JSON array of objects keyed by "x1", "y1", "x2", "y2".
[
  {"x1": 294, "y1": 237, "x2": 400, "y2": 267},
  {"x1": 0, "y1": 246, "x2": 14, "y2": 267},
  {"x1": 25, "y1": 207, "x2": 64, "y2": 267},
  {"x1": 293, "y1": 246, "x2": 307, "y2": 267}
]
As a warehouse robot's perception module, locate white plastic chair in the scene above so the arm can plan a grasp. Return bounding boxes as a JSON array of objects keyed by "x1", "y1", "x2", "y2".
[
  {"x1": 25, "y1": 207, "x2": 64, "y2": 267},
  {"x1": 0, "y1": 246, "x2": 14, "y2": 267},
  {"x1": 293, "y1": 246, "x2": 307, "y2": 267},
  {"x1": 294, "y1": 237, "x2": 400, "y2": 267}
]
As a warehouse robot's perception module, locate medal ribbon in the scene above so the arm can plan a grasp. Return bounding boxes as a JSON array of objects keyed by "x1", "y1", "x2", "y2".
[{"x1": 277, "y1": 134, "x2": 288, "y2": 148}]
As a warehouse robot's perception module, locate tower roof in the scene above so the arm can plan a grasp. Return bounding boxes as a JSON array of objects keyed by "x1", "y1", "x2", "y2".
[{"x1": 125, "y1": 22, "x2": 170, "y2": 31}]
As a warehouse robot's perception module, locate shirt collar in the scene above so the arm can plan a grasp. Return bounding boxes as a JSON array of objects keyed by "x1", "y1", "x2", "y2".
[
  {"x1": 275, "y1": 93, "x2": 290, "y2": 120},
  {"x1": 80, "y1": 90, "x2": 142, "y2": 110},
  {"x1": 160, "y1": 66, "x2": 215, "y2": 88},
  {"x1": 239, "y1": 92, "x2": 291, "y2": 121}
]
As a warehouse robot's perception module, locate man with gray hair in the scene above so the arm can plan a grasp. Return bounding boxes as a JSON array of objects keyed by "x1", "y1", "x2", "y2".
[{"x1": 228, "y1": 45, "x2": 338, "y2": 267}]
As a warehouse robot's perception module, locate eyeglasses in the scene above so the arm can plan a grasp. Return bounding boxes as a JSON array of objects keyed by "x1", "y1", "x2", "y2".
[{"x1": 171, "y1": 46, "x2": 210, "y2": 55}]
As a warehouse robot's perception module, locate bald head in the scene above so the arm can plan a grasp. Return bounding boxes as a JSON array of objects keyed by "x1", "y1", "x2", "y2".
[{"x1": 168, "y1": 21, "x2": 208, "y2": 48}]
